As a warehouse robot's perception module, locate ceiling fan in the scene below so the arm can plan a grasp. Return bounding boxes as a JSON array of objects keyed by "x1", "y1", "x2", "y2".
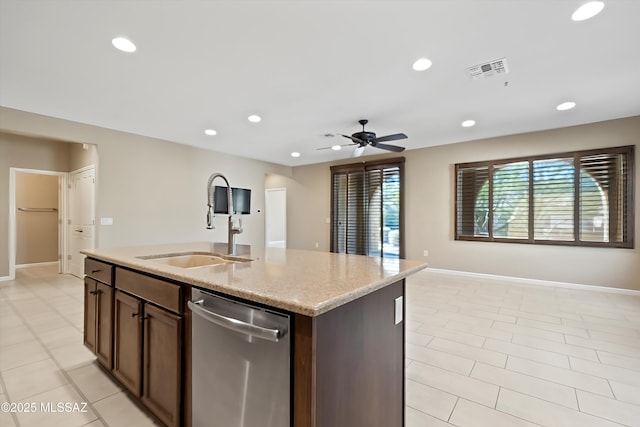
[{"x1": 319, "y1": 119, "x2": 408, "y2": 157}]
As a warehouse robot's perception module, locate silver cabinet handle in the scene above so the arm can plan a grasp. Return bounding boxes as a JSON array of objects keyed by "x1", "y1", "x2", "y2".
[{"x1": 188, "y1": 299, "x2": 285, "y2": 342}]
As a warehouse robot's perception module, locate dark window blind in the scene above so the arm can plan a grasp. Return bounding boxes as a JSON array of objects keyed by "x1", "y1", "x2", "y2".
[
  {"x1": 455, "y1": 146, "x2": 634, "y2": 248},
  {"x1": 456, "y1": 165, "x2": 489, "y2": 237},
  {"x1": 493, "y1": 161, "x2": 529, "y2": 240},
  {"x1": 580, "y1": 151, "x2": 631, "y2": 244},
  {"x1": 331, "y1": 158, "x2": 404, "y2": 258},
  {"x1": 533, "y1": 158, "x2": 574, "y2": 241}
]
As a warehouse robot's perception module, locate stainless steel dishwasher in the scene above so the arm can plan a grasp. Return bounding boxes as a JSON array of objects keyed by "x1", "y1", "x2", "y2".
[{"x1": 188, "y1": 288, "x2": 290, "y2": 427}]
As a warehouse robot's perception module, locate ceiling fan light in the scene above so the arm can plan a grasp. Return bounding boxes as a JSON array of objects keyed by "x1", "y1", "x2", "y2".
[
  {"x1": 112, "y1": 37, "x2": 136, "y2": 53},
  {"x1": 412, "y1": 58, "x2": 432, "y2": 71},
  {"x1": 557, "y1": 101, "x2": 576, "y2": 111},
  {"x1": 331, "y1": 145, "x2": 342, "y2": 151},
  {"x1": 572, "y1": 1, "x2": 605, "y2": 21}
]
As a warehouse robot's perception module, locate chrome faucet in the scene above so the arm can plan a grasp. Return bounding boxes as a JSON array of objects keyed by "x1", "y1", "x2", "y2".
[{"x1": 206, "y1": 173, "x2": 243, "y2": 255}]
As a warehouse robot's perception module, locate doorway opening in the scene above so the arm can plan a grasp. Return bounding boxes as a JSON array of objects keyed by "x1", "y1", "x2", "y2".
[
  {"x1": 265, "y1": 188, "x2": 287, "y2": 248},
  {"x1": 9, "y1": 168, "x2": 67, "y2": 279},
  {"x1": 8, "y1": 164, "x2": 96, "y2": 280}
]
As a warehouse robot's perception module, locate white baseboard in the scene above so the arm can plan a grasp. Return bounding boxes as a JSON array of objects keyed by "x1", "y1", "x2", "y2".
[
  {"x1": 424, "y1": 268, "x2": 640, "y2": 296},
  {"x1": 0, "y1": 275, "x2": 11, "y2": 282},
  {"x1": 15, "y1": 261, "x2": 59, "y2": 269}
]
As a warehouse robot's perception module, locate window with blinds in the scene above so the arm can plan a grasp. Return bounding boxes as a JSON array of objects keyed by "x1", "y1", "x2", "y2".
[
  {"x1": 455, "y1": 146, "x2": 634, "y2": 248},
  {"x1": 331, "y1": 158, "x2": 404, "y2": 258}
]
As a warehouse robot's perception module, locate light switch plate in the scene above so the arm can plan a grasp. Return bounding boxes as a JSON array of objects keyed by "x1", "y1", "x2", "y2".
[
  {"x1": 395, "y1": 296, "x2": 403, "y2": 325},
  {"x1": 100, "y1": 217, "x2": 113, "y2": 225}
]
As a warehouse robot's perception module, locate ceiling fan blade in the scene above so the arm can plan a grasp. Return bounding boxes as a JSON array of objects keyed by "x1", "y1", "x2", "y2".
[
  {"x1": 316, "y1": 143, "x2": 356, "y2": 151},
  {"x1": 374, "y1": 133, "x2": 408, "y2": 143},
  {"x1": 340, "y1": 133, "x2": 365, "y2": 144},
  {"x1": 372, "y1": 142, "x2": 405, "y2": 152},
  {"x1": 352, "y1": 146, "x2": 365, "y2": 157}
]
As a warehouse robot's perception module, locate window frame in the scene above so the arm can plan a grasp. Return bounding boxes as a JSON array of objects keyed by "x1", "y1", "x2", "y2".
[{"x1": 454, "y1": 145, "x2": 635, "y2": 248}]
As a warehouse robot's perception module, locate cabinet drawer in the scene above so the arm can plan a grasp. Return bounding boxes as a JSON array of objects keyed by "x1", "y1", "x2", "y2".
[
  {"x1": 116, "y1": 268, "x2": 182, "y2": 314},
  {"x1": 85, "y1": 259, "x2": 113, "y2": 285}
]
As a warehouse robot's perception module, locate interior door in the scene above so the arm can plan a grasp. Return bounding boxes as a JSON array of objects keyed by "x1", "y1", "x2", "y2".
[
  {"x1": 265, "y1": 188, "x2": 286, "y2": 248},
  {"x1": 68, "y1": 167, "x2": 95, "y2": 277}
]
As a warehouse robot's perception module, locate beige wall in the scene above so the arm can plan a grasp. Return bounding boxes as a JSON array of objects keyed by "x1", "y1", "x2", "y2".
[
  {"x1": 15, "y1": 172, "x2": 59, "y2": 264},
  {"x1": 1, "y1": 107, "x2": 292, "y2": 278},
  {"x1": 3, "y1": 107, "x2": 637, "y2": 289},
  {"x1": 69, "y1": 142, "x2": 98, "y2": 172},
  {"x1": 0, "y1": 131, "x2": 71, "y2": 275},
  {"x1": 266, "y1": 170, "x2": 331, "y2": 251},
  {"x1": 276, "y1": 116, "x2": 640, "y2": 290}
]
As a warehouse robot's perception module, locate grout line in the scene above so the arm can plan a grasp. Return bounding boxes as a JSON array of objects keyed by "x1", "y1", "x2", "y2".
[
  {"x1": 0, "y1": 322, "x2": 21, "y2": 427},
  {"x1": 469, "y1": 360, "x2": 477, "y2": 377},
  {"x1": 446, "y1": 396, "x2": 460, "y2": 422},
  {"x1": 605, "y1": 379, "x2": 616, "y2": 400},
  {"x1": 503, "y1": 356, "x2": 615, "y2": 398},
  {"x1": 1, "y1": 267, "x2": 109, "y2": 427},
  {"x1": 595, "y1": 349, "x2": 602, "y2": 363},
  {"x1": 493, "y1": 386, "x2": 501, "y2": 410}
]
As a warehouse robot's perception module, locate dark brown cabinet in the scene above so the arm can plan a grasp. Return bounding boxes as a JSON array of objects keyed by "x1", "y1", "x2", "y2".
[
  {"x1": 83, "y1": 280, "x2": 97, "y2": 353},
  {"x1": 142, "y1": 304, "x2": 182, "y2": 427},
  {"x1": 83, "y1": 259, "x2": 114, "y2": 370},
  {"x1": 112, "y1": 268, "x2": 183, "y2": 427},
  {"x1": 293, "y1": 279, "x2": 405, "y2": 427},
  {"x1": 112, "y1": 289, "x2": 143, "y2": 395}
]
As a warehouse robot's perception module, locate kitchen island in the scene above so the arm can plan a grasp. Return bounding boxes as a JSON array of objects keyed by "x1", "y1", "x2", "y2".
[{"x1": 82, "y1": 242, "x2": 427, "y2": 427}]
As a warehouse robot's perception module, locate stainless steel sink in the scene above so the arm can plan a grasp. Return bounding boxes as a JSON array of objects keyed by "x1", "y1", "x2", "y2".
[{"x1": 138, "y1": 252, "x2": 252, "y2": 268}]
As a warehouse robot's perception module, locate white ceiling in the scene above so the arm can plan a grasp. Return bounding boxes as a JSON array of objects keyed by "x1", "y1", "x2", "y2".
[{"x1": 1, "y1": 0, "x2": 639, "y2": 167}]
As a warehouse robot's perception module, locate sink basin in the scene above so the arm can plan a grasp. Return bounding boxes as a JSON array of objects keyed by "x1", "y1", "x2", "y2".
[{"x1": 138, "y1": 252, "x2": 252, "y2": 268}]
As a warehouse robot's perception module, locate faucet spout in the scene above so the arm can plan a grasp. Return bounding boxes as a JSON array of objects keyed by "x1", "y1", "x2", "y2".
[
  {"x1": 206, "y1": 172, "x2": 242, "y2": 255},
  {"x1": 206, "y1": 206, "x2": 214, "y2": 229}
]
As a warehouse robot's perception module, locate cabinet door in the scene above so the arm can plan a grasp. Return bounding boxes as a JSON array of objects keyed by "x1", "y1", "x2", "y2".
[
  {"x1": 113, "y1": 290, "x2": 143, "y2": 396},
  {"x1": 83, "y1": 278, "x2": 97, "y2": 353},
  {"x1": 142, "y1": 304, "x2": 182, "y2": 427},
  {"x1": 95, "y1": 282, "x2": 113, "y2": 369}
]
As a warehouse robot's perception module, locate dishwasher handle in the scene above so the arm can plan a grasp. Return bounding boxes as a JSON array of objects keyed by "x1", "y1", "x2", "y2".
[{"x1": 188, "y1": 299, "x2": 285, "y2": 342}]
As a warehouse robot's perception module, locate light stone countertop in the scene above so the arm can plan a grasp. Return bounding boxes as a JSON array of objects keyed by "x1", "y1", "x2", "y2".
[{"x1": 82, "y1": 242, "x2": 427, "y2": 316}]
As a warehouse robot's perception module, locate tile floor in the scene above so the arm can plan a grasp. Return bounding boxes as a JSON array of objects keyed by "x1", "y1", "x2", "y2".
[
  {"x1": 406, "y1": 270, "x2": 640, "y2": 427},
  {"x1": 1, "y1": 264, "x2": 639, "y2": 426},
  {"x1": 0, "y1": 265, "x2": 158, "y2": 427}
]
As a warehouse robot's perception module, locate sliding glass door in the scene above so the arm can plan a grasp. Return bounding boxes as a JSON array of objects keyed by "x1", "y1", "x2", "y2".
[{"x1": 331, "y1": 158, "x2": 404, "y2": 259}]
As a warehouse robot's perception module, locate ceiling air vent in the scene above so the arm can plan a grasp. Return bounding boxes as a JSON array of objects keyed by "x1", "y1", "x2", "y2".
[{"x1": 467, "y1": 57, "x2": 509, "y2": 80}]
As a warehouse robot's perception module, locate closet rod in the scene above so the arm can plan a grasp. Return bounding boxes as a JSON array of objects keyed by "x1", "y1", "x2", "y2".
[{"x1": 17, "y1": 207, "x2": 58, "y2": 212}]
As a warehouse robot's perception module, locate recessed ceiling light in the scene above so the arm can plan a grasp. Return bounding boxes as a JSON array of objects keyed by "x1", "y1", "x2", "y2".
[
  {"x1": 461, "y1": 119, "x2": 476, "y2": 128},
  {"x1": 112, "y1": 37, "x2": 136, "y2": 53},
  {"x1": 557, "y1": 101, "x2": 576, "y2": 111},
  {"x1": 412, "y1": 58, "x2": 433, "y2": 71},
  {"x1": 331, "y1": 145, "x2": 342, "y2": 151},
  {"x1": 248, "y1": 115, "x2": 261, "y2": 123},
  {"x1": 291, "y1": 152, "x2": 301, "y2": 158},
  {"x1": 572, "y1": 1, "x2": 605, "y2": 21},
  {"x1": 204, "y1": 129, "x2": 217, "y2": 136}
]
